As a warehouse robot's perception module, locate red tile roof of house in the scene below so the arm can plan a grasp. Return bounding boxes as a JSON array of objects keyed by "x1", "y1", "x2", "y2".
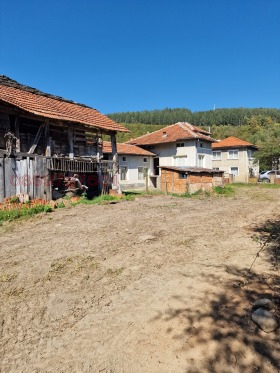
[
  {"x1": 212, "y1": 136, "x2": 258, "y2": 149},
  {"x1": 0, "y1": 76, "x2": 128, "y2": 133},
  {"x1": 127, "y1": 122, "x2": 215, "y2": 145},
  {"x1": 103, "y1": 141, "x2": 155, "y2": 156}
]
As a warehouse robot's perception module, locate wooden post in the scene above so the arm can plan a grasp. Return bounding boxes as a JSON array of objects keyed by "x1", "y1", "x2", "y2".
[
  {"x1": 172, "y1": 171, "x2": 174, "y2": 193},
  {"x1": 0, "y1": 157, "x2": 4, "y2": 202},
  {"x1": 28, "y1": 123, "x2": 45, "y2": 154},
  {"x1": 165, "y1": 170, "x2": 167, "y2": 195},
  {"x1": 111, "y1": 132, "x2": 121, "y2": 193},
  {"x1": 68, "y1": 125, "x2": 74, "y2": 159},
  {"x1": 45, "y1": 122, "x2": 51, "y2": 157},
  {"x1": 15, "y1": 116, "x2": 20, "y2": 153}
]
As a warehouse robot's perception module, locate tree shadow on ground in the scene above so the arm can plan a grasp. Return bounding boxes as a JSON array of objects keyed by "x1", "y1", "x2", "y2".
[{"x1": 152, "y1": 218, "x2": 280, "y2": 372}]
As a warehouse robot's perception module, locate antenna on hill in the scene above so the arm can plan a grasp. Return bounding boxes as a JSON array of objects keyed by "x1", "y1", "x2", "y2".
[{"x1": 213, "y1": 104, "x2": 216, "y2": 111}]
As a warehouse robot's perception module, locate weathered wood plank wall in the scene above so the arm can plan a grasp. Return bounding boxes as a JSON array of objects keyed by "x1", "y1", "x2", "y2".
[{"x1": 0, "y1": 157, "x2": 49, "y2": 202}]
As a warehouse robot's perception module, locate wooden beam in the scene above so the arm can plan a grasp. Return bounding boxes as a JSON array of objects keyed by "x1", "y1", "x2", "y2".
[
  {"x1": 68, "y1": 125, "x2": 74, "y2": 159},
  {"x1": 111, "y1": 132, "x2": 121, "y2": 193},
  {"x1": 28, "y1": 123, "x2": 45, "y2": 154},
  {"x1": 45, "y1": 121, "x2": 51, "y2": 157},
  {"x1": 14, "y1": 116, "x2": 20, "y2": 153},
  {"x1": 111, "y1": 132, "x2": 117, "y2": 156}
]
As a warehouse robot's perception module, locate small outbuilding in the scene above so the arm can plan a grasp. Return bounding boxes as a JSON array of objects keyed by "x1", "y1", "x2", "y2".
[{"x1": 160, "y1": 166, "x2": 224, "y2": 194}]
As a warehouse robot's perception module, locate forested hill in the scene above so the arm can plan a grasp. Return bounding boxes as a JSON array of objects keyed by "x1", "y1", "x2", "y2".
[{"x1": 107, "y1": 107, "x2": 280, "y2": 126}]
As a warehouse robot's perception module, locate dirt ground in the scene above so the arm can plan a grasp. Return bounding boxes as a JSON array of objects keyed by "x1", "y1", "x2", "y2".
[{"x1": 0, "y1": 186, "x2": 280, "y2": 373}]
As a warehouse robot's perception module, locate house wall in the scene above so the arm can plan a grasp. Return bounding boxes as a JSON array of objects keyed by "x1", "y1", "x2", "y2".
[
  {"x1": 118, "y1": 154, "x2": 154, "y2": 190},
  {"x1": 160, "y1": 169, "x2": 188, "y2": 194},
  {"x1": 160, "y1": 170, "x2": 224, "y2": 194},
  {"x1": 212, "y1": 147, "x2": 259, "y2": 183},
  {"x1": 149, "y1": 140, "x2": 212, "y2": 174}
]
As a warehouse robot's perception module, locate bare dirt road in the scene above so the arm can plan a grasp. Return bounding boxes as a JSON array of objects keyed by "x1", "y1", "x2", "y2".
[{"x1": 0, "y1": 186, "x2": 280, "y2": 373}]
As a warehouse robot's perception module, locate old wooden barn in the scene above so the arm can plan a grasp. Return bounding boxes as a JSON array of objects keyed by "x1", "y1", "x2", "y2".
[{"x1": 0, "y1": 76, "x2": 128, "y2": 202}]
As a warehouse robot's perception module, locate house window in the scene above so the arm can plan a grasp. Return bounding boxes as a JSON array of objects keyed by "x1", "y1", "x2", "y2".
[
  {"x1": 120, "y1": 167, "x2": 128, "y2": 180},
  {"x1": 248, "y1": 149, "x2": 255, "y2": 159},
  {"x1": 200, "y1": 143, "x2": 204, "y2": 148},
  {"x1": 138, "y1": 167, "x2": 148, "y2": 180},
  {"x1": 173, "y1": 156, "x2": 187, "y2": 167},
  {"x1": 198, "y1": 155, "x2": 204, "y2": 167},
  {"x1": 143, "y1": 157, "x2": 147, "y2": 163},
  {"x1": 176, "y1": 142, "x2": 184, "y2": 147},
  {"x1": 213, "y1": 167, "x2": 220, "y2": 171},
  {"x1": 230, "y1": 167, "x2": 239, "y2": 176},
  {"x1": 228, "y1": 150, "x2": 239, "y2": 159},
  {"x1": 212, "y1": 151, "x2": 221, "y2": 160},
  {"x1": 178, "y1": 172, "x2": 187, "y2": 179},
  {"x1": 122, "y1": 156, "x2": 127, "y2": 162}
]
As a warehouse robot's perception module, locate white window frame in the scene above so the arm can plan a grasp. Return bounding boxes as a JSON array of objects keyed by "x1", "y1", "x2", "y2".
[
  {"x1": 120, "y1": 166, "x2": 128, "y2": 181},
  {"x1": 198, "y1": 154, "x2": 205, "y2": 168},
  {"x1": 212, "y1": 151, "x2": 221, "y2": 160},
  {"x1": 230, "y1": 166, "x2": 239, "y2": 176},
  {"x1": 228, "y1": 149, "x2": 239, "y2": 159},
  {"x1": 122, "y1": 156, "x2": 127, "y2": 162},
  {"x1": 247, "y1": 149, "x2": 255, "y2": 159},
  {"x1": 143, "y1": 157, "x2": 148, "y2": 163},
  {"x1": 138, "y1": 167, "x2": 148, "y2": 180},
  {"x1": 176, "y1": 142, "x2": 184, "y2": 147}
]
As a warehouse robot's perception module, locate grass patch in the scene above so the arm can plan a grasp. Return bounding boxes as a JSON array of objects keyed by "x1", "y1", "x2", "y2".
[
  {"x1": 0, "y1": 272, "x2": 18, "y2": 282},
  {"x1": 72, "y1": 194, "x2": 135, "y2": 206},
  {"x1": 106, "y1": 267, "x2": 124, "y2": 276},
  {"x1": 47, "y1": 255, "x2": 99, "y2": 279},
  {"x1": 0, "y1": 204, "x2": 52, "y2": 224},
  {"x1": 213, "y1": 185, "x2": 235, "y2": 196}
]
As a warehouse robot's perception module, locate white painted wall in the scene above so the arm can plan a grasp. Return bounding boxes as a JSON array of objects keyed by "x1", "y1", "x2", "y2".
[
  {"x1": 148, "y1": 140, "x2": 213, "y2": 174},
  {"x1": 118, "y1": 154, "x2": 154, "y2": 189}
]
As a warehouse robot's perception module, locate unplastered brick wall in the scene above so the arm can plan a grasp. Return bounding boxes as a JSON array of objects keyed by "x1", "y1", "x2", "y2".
[
  {"x1": 161, "y1": 170, "x2": 188, "y2": 194},
  {"x1": 189, "y1": 174, "x2": 212, "y2": 184}
]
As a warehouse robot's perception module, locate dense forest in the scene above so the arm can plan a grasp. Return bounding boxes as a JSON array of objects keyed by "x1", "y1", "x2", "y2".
[
  {"x1": 107, "y1": 108, "x2": 280, "y2": 170},
  {"x1": 108, "y1": 107, "x2": 280, "y2": 127}
]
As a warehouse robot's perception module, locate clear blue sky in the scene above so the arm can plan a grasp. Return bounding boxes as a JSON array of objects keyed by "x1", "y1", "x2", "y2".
[{"x1": 0, "y1": 0, "x2": 279, "y2": 114}]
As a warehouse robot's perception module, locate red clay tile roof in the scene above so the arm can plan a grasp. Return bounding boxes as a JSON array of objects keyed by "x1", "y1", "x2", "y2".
[
  {"x1": 103, "y1": 141, "x2": 155, "y2": 156},
  {"x1": 127, "y1": 122, "x2": 215, "y2": 145},
  {"x1": 212, "y1": 136, "x2": 258, "y2": 149},
  {"x1": 0, "y1": 76, "x2": 128, "y2": 133}
]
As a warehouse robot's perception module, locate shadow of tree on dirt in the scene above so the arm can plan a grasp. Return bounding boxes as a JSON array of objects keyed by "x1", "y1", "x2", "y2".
[{"x1": 153, "y1": 218, "x2": 280, "y2": 372}]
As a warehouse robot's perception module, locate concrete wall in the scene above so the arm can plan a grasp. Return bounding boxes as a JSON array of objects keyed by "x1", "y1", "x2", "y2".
[{"x1": 212, "y1": 148, "x2": 259, "y2": 183}]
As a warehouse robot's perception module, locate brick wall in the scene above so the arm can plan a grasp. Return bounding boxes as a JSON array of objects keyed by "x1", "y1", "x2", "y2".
[
  {"x1": 161, "y1": 170, "x2": 188, "y2": 194},
  {"x1": 161, "y1": 170, "x2": 224, "y2": 194}
]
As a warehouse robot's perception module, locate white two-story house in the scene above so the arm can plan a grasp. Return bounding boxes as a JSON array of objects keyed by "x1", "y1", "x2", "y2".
[
  {"x1": 127, "y1": 122, "x2": 216, "y2": 184},
  {"x1": 212, "y1": 136, "x2": 259, "y2": 182}
]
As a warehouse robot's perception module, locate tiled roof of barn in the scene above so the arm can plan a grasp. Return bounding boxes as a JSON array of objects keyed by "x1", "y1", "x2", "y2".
[
  {"x1": 103, "y1": 141, "x2": 155, "y2": 156},
  {"x1": 0, "y1": 76, "x2": 128, "y2": 133},
  {"x1": 127, "y1": 122, "x2": 216, "y2": 145}
]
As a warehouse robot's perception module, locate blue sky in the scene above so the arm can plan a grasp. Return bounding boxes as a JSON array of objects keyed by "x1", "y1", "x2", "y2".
[{"x1": 0, "y1": 0, "x2": 279, "y2": 114}]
